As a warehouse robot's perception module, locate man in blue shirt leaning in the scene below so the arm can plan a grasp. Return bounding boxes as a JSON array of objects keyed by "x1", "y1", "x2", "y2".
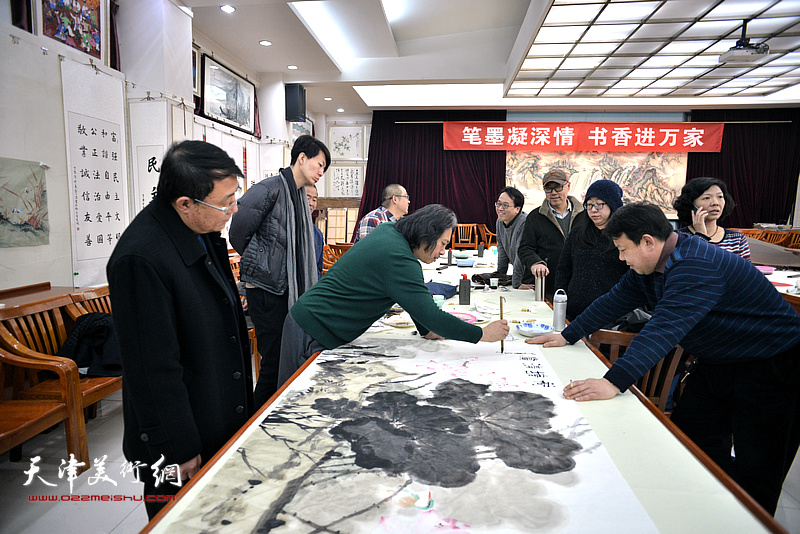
[{"x1": 528, "y1": 202, "x2": 800, "y2": 515}]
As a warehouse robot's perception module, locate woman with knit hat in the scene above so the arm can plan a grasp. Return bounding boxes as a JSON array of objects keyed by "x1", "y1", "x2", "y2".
[{"x1": 555, "y1": 179, "x2": 629, "y2": 321}]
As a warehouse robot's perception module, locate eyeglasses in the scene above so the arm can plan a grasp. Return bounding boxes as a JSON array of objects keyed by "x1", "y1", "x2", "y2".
[
  {"x1": 584, "y1": 202, "x2": 607, "y2": 211},
  {"x1": 194, "y1": 198, "x2": 236, "y2": 215},
  {"x1": 543, "y1": 184, "x2": 564, "y2": 193},
  {"x1": 387, "y1": 195, "x2": 410, "y2": 202},
  {"x1": 494, "y1": 201, "x2": 513, "y2": 210}
]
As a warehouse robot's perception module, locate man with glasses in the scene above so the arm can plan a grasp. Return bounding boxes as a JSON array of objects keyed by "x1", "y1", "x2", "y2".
[
  {"x1": 229, "y1": 135, "x2": 331, "y2": 406},
  {"x1": 353, "y1": 183, "x2": 410, "y2": 243},
  {"x1": 493, "y1": 186, "x2": 527, "y2": 288},
  {"x1": 108, "y1": 141, "x2": 254, "y2": 518},
  {"x1": 518, "y1": 168, "x2": 586, "y2": 300}
]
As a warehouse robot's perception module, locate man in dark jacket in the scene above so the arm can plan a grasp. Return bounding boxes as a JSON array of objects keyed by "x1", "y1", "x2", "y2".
[
  {"x1": 229, "y1": 135, "x2": 330, "y2": 406},
  {"x1": 107, "y1": 141, "x2": 254, "y2": 519},
  {"x1": 517, "y1": 168, "x2": 586, "y2": 300}
]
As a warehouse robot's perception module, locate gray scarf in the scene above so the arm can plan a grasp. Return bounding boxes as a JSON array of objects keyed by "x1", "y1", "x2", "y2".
[{"x1": 280, "y1": 174, "x2": 318, "y2": 306}]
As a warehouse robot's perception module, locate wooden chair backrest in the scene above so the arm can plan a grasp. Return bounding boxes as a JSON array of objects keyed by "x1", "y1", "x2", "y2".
[
  {"x1": 782, "y1": 292, "x2": 800, "y2": 317},
  {"x1": 229, "y1": 253, "x2": 241, "y2": 281},
  {"x1": 477, "y1": 224, "x2": 497, "y2": 246},
  {"x1": 0, "y1": 295, "x2": 73, "y2": 356},
  {"x1": 454, "y1": 224, "x2": 478, "y2": 248},
  {"x1": 330, "y1": 243, "x2": 352, "y2": 260},
  {"x1": 759, "y1": 230, "x2": 791, "y2": 246},
  {"x1": 730, "y1": 228, "x2": 763, "y2": 239},
  {"x1": 785, "y1": 230, "x2": 800, "y2": 249},
  {"x1": 70, "y1": 286, "x2": 112, "y2": 315},
  {"x1": 322, "y1": 245, "x2": 337, "y2": 273},
  {"x1": 586, "y1": 328, "x2": 685, "y2": 414}
]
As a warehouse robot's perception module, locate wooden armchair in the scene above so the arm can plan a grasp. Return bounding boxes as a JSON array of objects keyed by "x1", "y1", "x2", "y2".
[
  {"x1": 65, "y1": 286, "x2": 112, "y2": 320},
  {"x1": 330, "y1": 243, "x2": 353, "y2": 261},
  {"x1": 452, "y1": 223, "x2": 479, "y2": 249},
  {"x1": 759, "y1": 230, "x2": 791, "y2": 246},
  {"x1": 730, "y1": 228, "x2": 763, "y2": 240},
  {"x1": 229, "y1": 253, "x2": 241, "y2": 281},
  {"x1": 1, "y1": 347, "x2": 89, "y2": 474},
  {"x1": 0, "y1": 295, "x2": 122, "y2": 435},
  {"x1": 586, "y1": 329, "x2": 685, "y2": 415},
  {"x1": 477, "y1": 224, "x2": 497, "y2": 247},
  {"x1": 322, "y1": 245, "x2": 337, "y2": 274}
]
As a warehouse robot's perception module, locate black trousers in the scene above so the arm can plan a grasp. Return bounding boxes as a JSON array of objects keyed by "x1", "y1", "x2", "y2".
[
  {"x1": 671, "y1": 343, "x2": 800, "y2": 515},
  {"x1": 246, "y1": 286, "x2": 289, "y2": 407}
]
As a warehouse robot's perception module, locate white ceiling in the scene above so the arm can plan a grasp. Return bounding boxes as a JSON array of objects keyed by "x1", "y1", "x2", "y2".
[{"x1": 185, "y1": 0, "x2": 800, "y2": 118}]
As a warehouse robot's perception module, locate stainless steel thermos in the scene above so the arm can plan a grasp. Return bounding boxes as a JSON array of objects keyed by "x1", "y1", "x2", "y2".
[{"x1": 553, "y1": 289, "x2": 567, "y2": 331}]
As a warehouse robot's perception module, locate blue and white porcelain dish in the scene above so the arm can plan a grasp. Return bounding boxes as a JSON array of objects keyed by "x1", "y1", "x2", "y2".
[
  {"x1": 516, "y1": 321, "x2": 555, "y2": 337},
  {"x1": 456, "y1": 259, "x2": 475, "y2": 267}
]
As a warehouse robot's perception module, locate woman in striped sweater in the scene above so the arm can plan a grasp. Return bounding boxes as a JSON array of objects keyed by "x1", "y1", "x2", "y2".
[{"x1": 673, "y1": 177, "x2": 751, "y2": 261}]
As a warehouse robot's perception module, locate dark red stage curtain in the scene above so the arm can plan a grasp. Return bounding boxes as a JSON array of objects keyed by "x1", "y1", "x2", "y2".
[
  {"x1": 688, "y1": 108, "x2": 800, "y2": 227},
  {"x1": 356, "y1": 110, "x2": 507, "y2": 241}
]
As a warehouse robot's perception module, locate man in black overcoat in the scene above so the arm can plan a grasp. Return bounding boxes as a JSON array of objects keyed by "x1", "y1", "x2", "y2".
[{"x1": 107, "y1": 141, "x2": 254, "y2": 519}]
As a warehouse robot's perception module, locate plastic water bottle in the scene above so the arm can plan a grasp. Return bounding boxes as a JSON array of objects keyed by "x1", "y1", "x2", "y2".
[{"x1": 552, "y1": 289, "x2": 567, "y2": 331}]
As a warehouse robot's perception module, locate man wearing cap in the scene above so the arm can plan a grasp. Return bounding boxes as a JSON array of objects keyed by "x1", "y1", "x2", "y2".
[{"x1": 518, "y1": 168, "x2": 585, "y2": 301}]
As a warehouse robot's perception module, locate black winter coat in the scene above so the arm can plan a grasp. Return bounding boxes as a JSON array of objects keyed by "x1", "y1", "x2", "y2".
[{"x1": 107, "y1": 197, "x2": 254, "y2": 469}]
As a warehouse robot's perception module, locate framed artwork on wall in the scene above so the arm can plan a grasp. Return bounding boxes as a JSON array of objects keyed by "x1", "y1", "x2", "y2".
[
  {"x1": 40, "y1": 0, "x2": 103, "y2": 61},
  {"x1": 291, "y1": 120, "x2": 313, "y2": 142},
  {"x1": 328, "y1": 126, "x2": 364, "y2": 160},
  {"x1": 192, "y1": 45, "x2": 200, "y2": 95},
  {"x1": 201, "y1": 54, "x2": 256, "y2": 136},
  {"x1": 328, "y1": 164, "x2": 364, "y2": 197}
]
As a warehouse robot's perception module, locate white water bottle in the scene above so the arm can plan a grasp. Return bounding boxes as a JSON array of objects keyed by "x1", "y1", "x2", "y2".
[{"x1": 552, "y1": 289, "x2": 568, "y2": 331}]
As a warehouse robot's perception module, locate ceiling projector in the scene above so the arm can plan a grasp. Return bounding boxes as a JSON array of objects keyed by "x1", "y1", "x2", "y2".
[{"x1": 719, "y1": 20, "x2": 770, "y2": 63}]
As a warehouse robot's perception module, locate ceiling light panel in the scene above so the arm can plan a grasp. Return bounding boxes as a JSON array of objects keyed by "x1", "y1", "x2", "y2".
[
  {"x1": 683, "y1": 55, "x2": 725, "y2": 66},
  {"x1": 543, "y1": 80, "x2": 581, "y2": 89},
  {"x1": 539, "y1": 88, "x2": 573, "y2": 95},
  {"x1": 627, "y1": 67, "x2": 672, "y2": 78},
  {"x1": 703, "y1": 2, "x2": 772, "y2": 20},
  {"x1": 649, "y1": 79, "x2": 688, "y2": 88},
  {"x1": 659, "y1": 40, "x2": 715, "y2": 55},
  {"x1": 648, "y1": 0, "x2": 711, "y2": 21},
  {"x1": 745, "y1": 65, "x2": 795, "y2": 76},
  {"x1": 581, "y1": 23, "x2": 639, "y2": 42},
  {"x1": 764, "y1": 36, "x2": 800, "y2": 51},
  {"x1": 615, "y1": 41, "x2": 663, "y2": 55},
  {"x1": 744, "y1": 16, "x2": 800, "y2": 37},
  {"x1": 680, "y1": 20, "x2": 741, "y2": 38},
  {"x1": 571, "y1": 42, "x2": 621, "y2": 55},
  {"x1": 613, "y1": 79, "x2": 653, "y2": 88},
  {"x1": 527, "y1": 44, "x2": 575, "y2": 56},
  {"x1": 536, "y1": 26, "x2": 587, "y2": 42},
  {"x1": 587, "y1": 68, "x2": 634, "y2": 79},
  {"x1": 543, "y1": 4, "x2": 603, "y2": 24},
  {"x1": 630, "y1": 22, "x2": 692, "y2": 39},
  {"x1": 511, "y1": 81, "x2": 546, "y2": 89},
  {"x1": 521, "y1": 57, "x2": 563, "y2": 70},
  {"x1": 595, "y1": 1, "x2": 661, "y2": 23},
  {"x1": 639, "y1": 55, "x2": 692, "y2": 68},
  {"x1": 637, "y1": 88, "x2": 672, "y2": 95},
  {"x1": 561, "y1": 57, "x2": 605, "y2": 69},
  {"x1": 665, "y1": 67, "x2": 711, "y2": 78},
  {"x1": 551, "y1": 69, "x2": 594, "y2": 78}
]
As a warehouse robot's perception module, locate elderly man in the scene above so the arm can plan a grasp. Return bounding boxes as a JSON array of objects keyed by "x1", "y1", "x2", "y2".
[
  {"x1": 529, "y1": 202, "x2": 800, "y2": 515},
  {"x1": 107, "y1": 141, "x2": 253, "y2": 519},
  {"x1": 494, "y1": 186, "x2": 527, "y2": 288},
  {"x1": 353, "y1": 183, "x2": 410, "y2": 242},
  {"x1": 230, "y1": 135, "x2": 330, "y2": 406},
  {"x1": 278, "y1": 204, "x2": 509, "y2": 384},
  {"x1": 305, "y1": 184, "x2": 325, "y2": 279},
  {"x1": 517, "y1": 168, "x2": 585, "y2": 300}
]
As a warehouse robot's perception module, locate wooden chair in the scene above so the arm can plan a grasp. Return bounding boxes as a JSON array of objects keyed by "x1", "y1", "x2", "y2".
[
  {"x1": 1, "y1": 347, "x2": 89, "y2": 473},
  {"x1": 730, "y1": 228, "x2": 763, "y2": 240},
  {"x1": 586, "y1": 329, "x2": 685, "y2": 415},
  {"x1": 452, "y1": 223, "x2": 478, "y2": 249},
  {"x1": 66, "y1": 286, "x2": 112, "y2": 318},
  {"x1": 330, "y1": 243, "x2": 353, "y2": 261},
  {"x1": 0, "y1": 296, "x2": 122, "y2": 447},
  {"x1": 783, "y1": 230, "x2": 800, "y2": 250},
  {"x1": 758, "y1": 230, "x2": 791, "y2": 246},
  {"x1": 782, "y1": 291, "x2": 800, "y2": 317},
  {"x1": 322, "y1": 245, "x2": 337, "y2": 274},
  {"x1": 477, "y1": 223, "x2": 497, "y2": 247},
  {"x1": 229, "y1": 253, "x2": 241, "y2": 282}
]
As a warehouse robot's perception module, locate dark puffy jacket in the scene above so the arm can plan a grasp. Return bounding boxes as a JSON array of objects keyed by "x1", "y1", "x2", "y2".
[{"x1": 229, "y1": 169, "x2": 293, "y2": 294}]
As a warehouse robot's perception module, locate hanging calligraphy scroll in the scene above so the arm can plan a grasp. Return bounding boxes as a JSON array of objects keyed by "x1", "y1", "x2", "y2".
[
  {"x1": 444, "y1": 122, "x2": 724, "y2": 153},
  {"x1": 328, "y1": 164, "x2": 363, "y2": 197}
]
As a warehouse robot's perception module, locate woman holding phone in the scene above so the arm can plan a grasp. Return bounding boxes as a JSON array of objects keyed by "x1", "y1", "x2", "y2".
[{"x1": 673, "y1": 177, "x2": 750, "y2": 261}]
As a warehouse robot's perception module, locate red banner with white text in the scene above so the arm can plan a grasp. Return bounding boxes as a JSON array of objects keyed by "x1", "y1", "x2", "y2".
[{"x1": 443, "y1": 122, "x2": 724, "y2": 153}]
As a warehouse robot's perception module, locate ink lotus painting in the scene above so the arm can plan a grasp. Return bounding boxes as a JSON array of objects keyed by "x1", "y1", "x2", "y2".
[
  {"x1": 0, "y1": 157, "x2": 49, "y2": 248},
  {"x1": 155, "y1": 338, "x2": 656, "y2": 533}
]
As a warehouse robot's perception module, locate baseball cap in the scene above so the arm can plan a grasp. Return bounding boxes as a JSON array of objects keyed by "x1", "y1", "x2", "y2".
[{"x1": 542, "y1": 168, "x2": 569, "y2": 186}]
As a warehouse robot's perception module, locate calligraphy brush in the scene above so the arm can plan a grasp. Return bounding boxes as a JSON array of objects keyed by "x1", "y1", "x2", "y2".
[{"x1": 499, "y1": 296, "x2": 504, "y2": 353}]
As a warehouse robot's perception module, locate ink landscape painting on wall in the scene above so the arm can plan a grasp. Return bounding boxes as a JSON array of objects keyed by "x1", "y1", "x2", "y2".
[
  {"x1": 0, "y1": 157, "x2": 49, "y2": 248},
  {"x1": 153, "y1": 338, "x2": 656, "y2": 533}
]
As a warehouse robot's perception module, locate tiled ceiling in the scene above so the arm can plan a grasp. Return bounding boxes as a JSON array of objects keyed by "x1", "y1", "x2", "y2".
[{"x1": 509, "y1": 0, "x2": 800, "y2": 98}]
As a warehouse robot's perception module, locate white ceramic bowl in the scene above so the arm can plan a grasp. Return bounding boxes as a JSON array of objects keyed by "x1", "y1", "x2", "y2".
[
  {"x1": 516, "y1": 321, "x2": 555, "y2": 337},
  {"x1": 456, "y1": 259, "x2": 475, "y2": 267},
  {"x1": 453, "y1": 251, "x2": 472, "y2": 259}
]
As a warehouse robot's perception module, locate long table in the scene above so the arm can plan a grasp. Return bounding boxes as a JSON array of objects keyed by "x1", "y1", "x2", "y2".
[{"x1": 144, "y1": 252, "x2": 783, "y2": 533}]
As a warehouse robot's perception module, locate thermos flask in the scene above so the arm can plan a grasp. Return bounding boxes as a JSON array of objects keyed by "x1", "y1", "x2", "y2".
[
  {"x1": 477, "y1": 242, "x2": 485, "y2": 257},
  {"x1": 534, "y1": 276, "x2": 545, "y2": 302},
  {"x1": 553, "y1": 289, "x2": 568, "y2": 331}
]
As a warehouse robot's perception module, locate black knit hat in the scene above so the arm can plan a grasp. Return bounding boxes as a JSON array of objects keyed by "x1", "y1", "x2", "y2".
[{"x1": 585, "y1": 179, "x2": 623, "y2": 212}]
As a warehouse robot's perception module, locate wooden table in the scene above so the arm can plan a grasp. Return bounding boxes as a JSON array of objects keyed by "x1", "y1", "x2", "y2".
[
  {"x1": 0, "y1": 283, "x2": 80, "y2": 314},
  {"x1": 144, "y1": 254, "x2": 783, "y2": 533}
]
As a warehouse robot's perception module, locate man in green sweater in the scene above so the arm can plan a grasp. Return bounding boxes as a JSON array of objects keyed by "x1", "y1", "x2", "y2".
[{"x1": 277, "y1": 204, "x2": 509, "y2": 386}]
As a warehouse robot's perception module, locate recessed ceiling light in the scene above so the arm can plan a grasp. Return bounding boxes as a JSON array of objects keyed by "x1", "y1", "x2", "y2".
[
  {"x1": 323, "y1": 97, "x2": 332, "y2": 101},
  {"x1": 259, "y1": 40, "x2": 272, "y2": 47},
  {"x1": 220, "y1": 5, "x2": 235, "y2": 14},
  {"x1": 288, "y1": 65, "x2": 298, "y2": 70},
  {"x1": 336, "y1": 108, "x2": 345, "y2": 113}
]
